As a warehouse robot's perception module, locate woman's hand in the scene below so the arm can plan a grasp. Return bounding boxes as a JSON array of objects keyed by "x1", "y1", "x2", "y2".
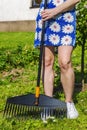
[
  {"x1": 41, "y1": 8, "x2": 57, "y2": 21},
  {"x1": 41, "y1": 0, "x2": 80, "y2": 21}
]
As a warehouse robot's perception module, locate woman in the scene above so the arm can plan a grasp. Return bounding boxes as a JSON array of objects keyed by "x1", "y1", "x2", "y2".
[{"x1": 34, "y1": 0, "x2": 80, "y2": 122}]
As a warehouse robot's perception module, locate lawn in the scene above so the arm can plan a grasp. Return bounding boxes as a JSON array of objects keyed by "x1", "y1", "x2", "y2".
[{"x1": 0, "y1": 32, "x2": 87, "y2": 130}]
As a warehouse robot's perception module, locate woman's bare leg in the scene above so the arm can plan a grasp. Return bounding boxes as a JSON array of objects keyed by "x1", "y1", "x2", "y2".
[
  {"x1": 42, "y1": 46, "x2": 55, "y2": 97},
  {"x1": 58, "y1": 46, "x2": 74, "y2": 102}
]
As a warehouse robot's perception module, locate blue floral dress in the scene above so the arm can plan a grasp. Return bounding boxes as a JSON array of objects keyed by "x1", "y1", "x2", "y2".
[{"x1": 34, "y1": 0, "x2": 76, "y2": 47}]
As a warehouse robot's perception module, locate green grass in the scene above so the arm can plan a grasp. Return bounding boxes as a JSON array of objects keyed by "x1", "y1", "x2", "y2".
[
  {"x1": 0, "y1": 32, "x2": 35, "y2": 49},
  {"x1": 0, "y1": 32, "x2": 87, "y2": 130}
]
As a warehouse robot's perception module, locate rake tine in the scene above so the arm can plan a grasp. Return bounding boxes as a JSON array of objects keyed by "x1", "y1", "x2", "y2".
[
  {"x1": 10, "y1": 104, "x2": 13, "y2": 116},
  {"x1": 7, "y1": 103, "x2": 11, "y2": 117},
  {"x1": 14, "y1": 105, "x2": 18, "y2": 116},
  {"x1": 18, "y1": 105, "x2": 23, "y2": 119},
  {"x1": 43, "y1": 108, "x2": 47, "y2": 120},
  {"x1": 9, "y1": 104, "x2": 13, "y2": 117},
  {"x1": 11, "y1": 104, "x2": 15, "y2": 116},
  {"x1": 19, "y1": 105, "x2": 23, "y2": 116},
  {"x1": 10, "y1": 104, "x2": 14, "y2": 117},
  {"x1": 23, "y1": 105, "x2": 26, "y2": 116},
  {"x1": 21, "y1": 105, "x2": 26, "y2": 119},
  {"x1": 17, "y1": 105, "x2": 19, "y2": 115},
  {"x1": 19, "y1": 105, "x2": 22, "y2": 116},
  {"x1": 27, "y1": 106, "x2": 29, "y2": 116},
  {"x1": 6, "y1": 103, "x2": 10, "y2": 117},
  {"x1": 28, "y1": 106, "x2": 32, "y2": 116},
  {"x1": 14, "y1": 105, "x2": 17, "y2": 117},
  {"x1": 18, "y1": 105, "x2": 21, "y2": 116},
  {"x1": 24, "y1": 106, "x2": 27, "y2": 116},
  {"x1": 56, "y1": 109, "x2": 59, "y2": 117},
  {"x1": 11, "y1": 104, "x2": 16, "y2": 117},
  {"x1": 50, "y1": 108, "x2": 54, "y2": 117},
  {"x1": 20, "y1": 105, "x2": 23, "y2": 116},
  {"x1": 3, "y1": 102, "x2": 7, "y2": 117},
  {"x1": 12, "y1": 104, "x2": 16, "y2": 116},
  {"x1": 27, "y1": 106, "x2": 30, "y2": 115},
  {"x1": 17, "y1": 105, "x2": 20, "y2": 116},
  {"x1": 55, "y1": 108, "x2": 58, "y2": 118},
  {"x1": 47, "y1": 108, "x2": 50, "y2": 117},
  {"x1": 38, "y1": 107, "x2": 41, "y2": 114},
  {"x1": 17, "y1": 105, "x2": 20, "y2": 115},
  {"x1": 23, "y1": 105, "x2": 27, "y2": 117}
]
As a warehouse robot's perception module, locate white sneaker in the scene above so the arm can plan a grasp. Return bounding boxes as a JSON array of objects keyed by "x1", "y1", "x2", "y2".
[
  {"x1": 41, "y1": 108, "x2": 55, "y2": 123},
  {"x1": 66, "y1": 102, "x2": 79, "y2": 119}
]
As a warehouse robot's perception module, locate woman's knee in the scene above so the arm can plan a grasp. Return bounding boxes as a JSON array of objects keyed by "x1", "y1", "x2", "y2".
[
  {"x1": 59, "y1": 59, "x2": 72, "y2": 72},
  {"x1": 43, "y1": 46, "x2": 54, "y2": 68},
  {"x1": 43, "y1": 56, "x2": 54, "y2": 68}
]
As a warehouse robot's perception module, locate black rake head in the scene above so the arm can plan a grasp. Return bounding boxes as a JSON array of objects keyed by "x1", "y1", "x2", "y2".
[{"x1": 4, "y1": 94, "x2": 67, "y2": 119}]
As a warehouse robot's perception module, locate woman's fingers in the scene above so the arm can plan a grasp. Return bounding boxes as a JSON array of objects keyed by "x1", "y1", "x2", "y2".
[
  {"x1": 41, "y1": 10, "x2": 48, "y2": 17},
  {"x1": 41, "y1": 10, "x2": 51, "y2": 21},
  {"x1": 41, "y1": 9, "x2": 56, "y2": 21}
]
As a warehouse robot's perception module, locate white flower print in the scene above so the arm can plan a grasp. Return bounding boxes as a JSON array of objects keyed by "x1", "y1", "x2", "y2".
[
  {"x1": 39, "y1": 7, "x2": 44, "y2": 16},
  {"x1": 38, "y1": 31, "x2": 47, "y2": 41},
  {"x1": 61, "y1": 35, "x2": 72, "y2": 45},
  {"x1": 52, "y1": 0, "x2": 64, "y2": 6},
  {"x1": 49, "y1": 34, "x2": 60, "y2": 45},
  {"x1": 63, "y1": 13, "x2": 74, "y2": 23},
  {"x1": 45, "y1": 34, "x2": 47, "y2": 41},
  {"x1": 62, "y1": 24, "x2": 74, "y2": 34},
  {"x1": 50, "y1": 22, "x2": 61, "y2": 32},
  {"x1": 38, "y1": 19, "x2": 42, "y2": 29},
  {"x1": 38, "y1": 31, "x2": 42, "y2": 41},
  {"x1": 35, "y1": 32, "x2": 37, "y2": 40}
]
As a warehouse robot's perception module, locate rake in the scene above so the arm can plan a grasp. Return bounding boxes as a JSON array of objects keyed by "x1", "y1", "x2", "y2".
[{"x1": 4, "y1": 0, "x2": 67, "y2": 119}]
